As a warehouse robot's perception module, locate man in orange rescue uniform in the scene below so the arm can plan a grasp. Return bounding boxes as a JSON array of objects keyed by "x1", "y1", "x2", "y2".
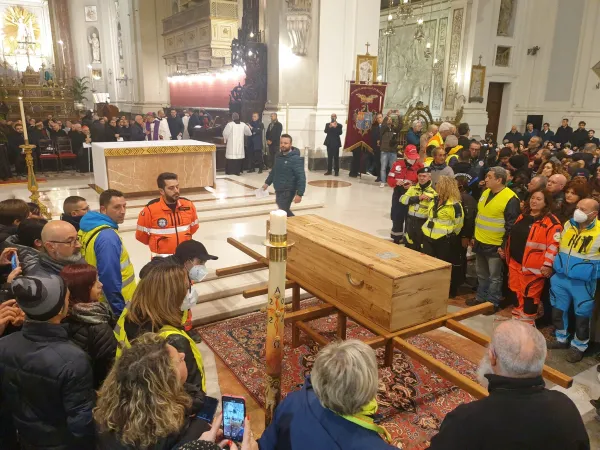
[{"x1": 136, "y1": 172, "x2": 199, "y2": 257}]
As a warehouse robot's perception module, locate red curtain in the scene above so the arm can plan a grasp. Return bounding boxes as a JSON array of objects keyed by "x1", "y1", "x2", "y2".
[{"x1": 168, "y1": 73, "x2": 245, "y2": 108}]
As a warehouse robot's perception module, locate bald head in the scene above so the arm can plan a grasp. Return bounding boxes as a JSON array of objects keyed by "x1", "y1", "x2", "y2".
[
  {"x1": 547, "y1": 174, "x2": 567, "y2": 194},
  {"x1": 444, "y1": 135, "x2": 459, "y2": 149},
  {"x1": 490, "y1": 320, "x2": 547, "y2": 378},
  {"x1": 578, "y1": 198, "x2": 599, "y2": 215},
  {"x1": 41, "y1": 221, "x2": 77, "y2": 244}
]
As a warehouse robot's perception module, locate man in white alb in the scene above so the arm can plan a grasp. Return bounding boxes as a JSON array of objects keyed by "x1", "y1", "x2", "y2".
[{"x1": 223, "y1": 112, "x2": 251, "y2": 176}]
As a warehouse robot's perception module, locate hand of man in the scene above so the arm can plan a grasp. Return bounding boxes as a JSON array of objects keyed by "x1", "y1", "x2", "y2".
[
  {"x1": 0, "y1": 301, "x2": 19, "y2": 336},
  {"x1": 7, "y1": 266, "x2": 21, "y2": 284},
  {"x1": 418, "y1": 194, "x2": 429, "y2": 201},
  {"x1": 266, "y1": 140, "x2": 272, "y2": 145},
  {"x1": 461, "y1": 237, "x2": 470, "y2": 249},
  {"x1": 145, "y1": 129, "x2": 150, "y2": 135},
  {"x1": 540, "y1": 266, "x2": 553, "y2": 278},
  {"x1": 293, "y1": 195, "x2": 302, "y2": 204},
  {"x1": 0, "y1": 248, "x2": 16, "y2": 266},
  {"x1": 528, "y1": 161, "x2": 534, "y2": 168},
  {"x1": 262, "y1": 184, "x2": 268, "y2": 191}
]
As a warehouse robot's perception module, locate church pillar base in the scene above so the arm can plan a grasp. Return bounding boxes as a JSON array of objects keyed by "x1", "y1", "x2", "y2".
[{"x1": 460, "y1": 106, "x2": 489, "y2": 140}]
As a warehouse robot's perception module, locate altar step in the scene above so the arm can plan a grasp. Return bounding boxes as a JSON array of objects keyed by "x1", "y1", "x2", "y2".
[{"x1": 117, "y1": 198, "x2": 325, "y2": 233}]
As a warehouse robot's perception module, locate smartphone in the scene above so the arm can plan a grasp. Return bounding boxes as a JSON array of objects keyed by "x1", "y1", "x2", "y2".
[
  {"x1": 196, "y1": 396, "x2": 219, "y2": 424},
  {"x1": 222, "y1": 395, "x2": 246, "y2": 442},
  {"x1": 10, "y1": 254, "x2": 18, "y2": 271}
]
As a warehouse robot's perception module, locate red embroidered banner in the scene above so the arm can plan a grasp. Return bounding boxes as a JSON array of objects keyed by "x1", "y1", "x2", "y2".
[{"x1": 343, "y1": 83, "x2": 387, "y2": 153}]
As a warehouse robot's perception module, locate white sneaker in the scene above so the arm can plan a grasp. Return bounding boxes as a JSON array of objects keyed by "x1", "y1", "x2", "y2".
[{"x1": 379, "y1": 183, "x2": 385, "y2": 188}]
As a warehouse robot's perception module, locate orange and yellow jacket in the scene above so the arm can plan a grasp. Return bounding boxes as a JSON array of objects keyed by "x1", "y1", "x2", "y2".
[
  {"x1": 506, "y1": 213, "x2": 563, "y2": 276},
  {"x1": 136, "y1": 196, "x2": 199, "y2": 256}
]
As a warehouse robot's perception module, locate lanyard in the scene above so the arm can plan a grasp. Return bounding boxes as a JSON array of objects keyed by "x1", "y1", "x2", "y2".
[{"x1": 338, "y1": 400, "x2": 392, "y2": 444}]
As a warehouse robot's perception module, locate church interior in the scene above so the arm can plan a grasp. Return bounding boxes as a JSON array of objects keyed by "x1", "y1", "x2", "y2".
[{"x1": 0, "y1": 0, "x2": 600, "y2": 449}]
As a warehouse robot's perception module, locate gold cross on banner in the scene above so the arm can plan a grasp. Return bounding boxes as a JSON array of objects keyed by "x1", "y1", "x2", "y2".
[{"x1": 365, "y1": 42, "x2": 371, "y2": 55}]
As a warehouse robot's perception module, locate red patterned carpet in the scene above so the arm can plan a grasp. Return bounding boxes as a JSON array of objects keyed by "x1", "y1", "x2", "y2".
[{"x1": 197, "y1": 302, "x2": 479, "y2": 450}]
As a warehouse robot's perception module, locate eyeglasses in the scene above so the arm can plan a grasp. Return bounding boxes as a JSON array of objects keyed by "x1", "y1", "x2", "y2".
[{"x1": 49, "y1": 237, "x2": 81, "y2": 247}]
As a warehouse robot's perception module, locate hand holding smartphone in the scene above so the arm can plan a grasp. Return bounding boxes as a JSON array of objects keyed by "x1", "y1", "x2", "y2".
[
  {"x1": 222, "y1": 395, "x2": 246, "y2": 442},
  {"x1": 10, "y1": 254, "x2": 19, "y2": 271}
]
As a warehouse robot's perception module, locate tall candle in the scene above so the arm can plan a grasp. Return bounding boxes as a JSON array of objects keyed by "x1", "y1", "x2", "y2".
[
  {"x1": 18, "y1": 97, "x2": 28, "y2": 142},
  {"x1": 270, "y1": 210, "x2": 287, "y2": 235}
]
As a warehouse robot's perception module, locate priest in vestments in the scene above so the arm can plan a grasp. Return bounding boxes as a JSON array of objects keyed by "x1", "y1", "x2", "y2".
[
  {"x1": 145, "y1": 112, "x2": 171, "y2": 140},
  {"x1": 223, "y1": 112, "x2": 251, "y2": 176}
]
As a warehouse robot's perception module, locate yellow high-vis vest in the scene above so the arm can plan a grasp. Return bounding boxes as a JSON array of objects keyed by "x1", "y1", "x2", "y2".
[
  {"x1": 78, "y1": 225, "x2": 136, "y2": 305},
  {"x1": 113, "y1": 304, "x2": 206, "y2": 391},
  {"x1": 475, "y1": 187, "x2": 517, "y2": 246},
  {"x1": 422, "y1": 199, "x2": 464, "y2": 240}
]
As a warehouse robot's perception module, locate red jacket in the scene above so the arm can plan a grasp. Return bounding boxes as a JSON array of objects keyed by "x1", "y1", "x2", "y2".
[
  {"x1": 387, "y1": 159, "x2": 424, "y2": 188},
  {"x1": 506, "y1": 213, "x2": 563, "y2": 274},
  {"x1": 136, "y1": 196, "x2": 199, "y2": 255}
]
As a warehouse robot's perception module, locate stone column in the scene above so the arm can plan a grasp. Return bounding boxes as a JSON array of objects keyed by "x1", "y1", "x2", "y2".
[{"x1": 48, "y1": 0, "x2": 75, "y2": 81}]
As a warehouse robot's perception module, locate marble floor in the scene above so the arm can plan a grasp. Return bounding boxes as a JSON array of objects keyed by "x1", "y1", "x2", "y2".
[{"x1": 3, "y1": 168, "x2": 600, "y2": 445}]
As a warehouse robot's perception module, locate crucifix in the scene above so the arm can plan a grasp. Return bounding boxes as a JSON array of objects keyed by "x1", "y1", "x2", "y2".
[
  {"x1": 17, "y1": 38, "x2": 34, "y2": 69},
  {"x1": 365, "y1": 42, "x2": 371, "y2": 55},
  {"x1": 478, "y1": 55, "x2": 483, "y2": 66}
]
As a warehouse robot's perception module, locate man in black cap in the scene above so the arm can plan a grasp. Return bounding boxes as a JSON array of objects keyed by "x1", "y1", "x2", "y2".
[
  {"x1": 0, "y1": 274, "x2": 95, "y2": 449},
  {"x1": 399, "y1": 166, "x2": 437, "y2": 251},
  {"x1": 139, "y1": 239, "x2": 218, "y2": 280}
]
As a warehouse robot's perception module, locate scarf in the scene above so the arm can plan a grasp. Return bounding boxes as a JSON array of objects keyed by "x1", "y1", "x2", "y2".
[
  {"x1": 145, "y1": 120, "x2": 160, "y2": 140},
  {"x1": 69, "y1": 302, "x2": 114, "y2": 325},
  {"x1": 338, "y1": 399, "x2": 392, "y2": 444},
  {"x1": 431, "y1": 161, "x2": 448, "y2": 170}
]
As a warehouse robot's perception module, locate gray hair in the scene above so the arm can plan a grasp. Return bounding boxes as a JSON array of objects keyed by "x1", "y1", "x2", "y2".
[
  {"x1": 412, "y1": 119, "x2": 422, "y2": 129},
  {"x1": 439, "y1": 122, "x2": 453, "y2": 133},
  {"x1": 312, "y1": 339, "x2": 378, "y2": 415},
  {"x1": 489, "y1": 166, "x2": 508, "y2": 185},
  {"x1": 532, "y1": 175, "x2": 548, "y2": 190},
  {"x1": 231, "y1": 112, "x2": 240, "y2": 121},
  {"x1": 490, "y1": 320, "x2": 547, "y2": 378},
  {"x1": 445, "y1": 135, "x2": 459, "y2": 148}
]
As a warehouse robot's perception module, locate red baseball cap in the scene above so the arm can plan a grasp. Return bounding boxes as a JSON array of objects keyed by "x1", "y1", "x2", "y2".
[{"x1": 405, "y1": 145, "x2": 419, "y2": 159}]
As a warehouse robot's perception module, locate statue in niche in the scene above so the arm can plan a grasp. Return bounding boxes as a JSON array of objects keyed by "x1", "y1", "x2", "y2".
[
  {"x1": 88, "y1": 31, "x2": 101, "y2": 63},
  {"x1": 497, "y1": 0, "x2": 515, "y2": 37}
]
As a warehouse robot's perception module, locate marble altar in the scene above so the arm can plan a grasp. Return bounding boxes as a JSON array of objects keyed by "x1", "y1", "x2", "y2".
[{"x1": 92, "y1": 140, "x2": 217, "y2": 195}]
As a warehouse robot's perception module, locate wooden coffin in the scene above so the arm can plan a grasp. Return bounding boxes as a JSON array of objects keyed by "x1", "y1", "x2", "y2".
[{"x1": 286, "y1": 215, "x2": 450, "y2": 332}]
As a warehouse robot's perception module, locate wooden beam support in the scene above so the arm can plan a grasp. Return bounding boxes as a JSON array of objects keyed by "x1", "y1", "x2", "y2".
[
  {"x1": 243, "y1": 280, "x2": 297, "y2": 299},
  {"x1": 384, "y1": 338, "x2": 395, "y2": 367},
  {"x1": 337, "y1": 312, "x2": 347, "y2": 340},
  {"x1": 364, "y1": 336, "x2": 387, "y2": 348},
  {"x1": 395, "y1": 302, "x2": 494, "y2": 339},
  {"x1": 227, "y1": 238, "x2": 268, "y2": 265},
  {"x1": 291, "y1": 284, "x2": 301, "y2": 348},
  {"x1": 216, "y1": 261, "x2": 266, "y2": 277},
  {"x1": 445, "y1": 319, "x2": 573, "y2": 389},
  {"x1": 394, "y1": 337, "x2": 489, "y2": 399},
  {"x1": 284, "y1": 304, "x2": 336, "y2": 325},
  {"x1": 296, "y1": 321, "x2": 329, "y2": 346}
]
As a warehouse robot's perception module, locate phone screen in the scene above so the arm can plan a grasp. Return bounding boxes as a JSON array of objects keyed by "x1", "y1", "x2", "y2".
[
  {"x1": 222, "y1": 395, "x2": 245, "y2": 442},
  {"x1": 196, "y1": 396, "x2": 218, "y2": 424},
  {"x1": 10, "y1": 254, "x2": 18, "y2": 271}
]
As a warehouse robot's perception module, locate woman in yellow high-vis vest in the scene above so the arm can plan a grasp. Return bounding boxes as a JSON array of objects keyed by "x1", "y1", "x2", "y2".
[{"x1": 113, "y1": 264, "x2": 206, "y2": 414}]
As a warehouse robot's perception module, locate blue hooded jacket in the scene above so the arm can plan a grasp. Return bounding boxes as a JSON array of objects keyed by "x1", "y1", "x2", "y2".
[
  {"x1": 79, "y1": 211, "x2": 126, "y2": 316},
  {"x1": 258, "y1": 378, "x2": 395, "y2": 450}
]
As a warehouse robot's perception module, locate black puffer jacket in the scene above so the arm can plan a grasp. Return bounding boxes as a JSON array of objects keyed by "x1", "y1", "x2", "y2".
[
  {"x1": 0, "y1": 321, "x2": 95, "y2": 450},
  {"x1": 0, "y1": 224, "x2": 16, "y2": 245},
  {"x1": 62, "y1": 302, "x2": 117, "y2": 389},
  {"x1": 3, "y1": 234, "x2": 40, "y2": 274}
]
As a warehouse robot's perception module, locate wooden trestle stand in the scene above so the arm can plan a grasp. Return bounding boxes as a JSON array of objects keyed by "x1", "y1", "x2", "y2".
[{"x1": 216, "y1": 215, "x2": 573, "y2": 423}]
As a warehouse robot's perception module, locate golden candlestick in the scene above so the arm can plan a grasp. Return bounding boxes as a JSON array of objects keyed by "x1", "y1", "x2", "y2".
[{"x1": 20, "y1": 143, "x2": 51, "y2": 219}]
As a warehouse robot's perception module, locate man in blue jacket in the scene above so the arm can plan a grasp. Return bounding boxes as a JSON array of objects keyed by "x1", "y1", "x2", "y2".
[
  {"x1": 78, "y1": 189, "x2": 135, "y2": 316},
  {"x1": 262, "y1": 134, "x2": 306, "y2": 217},
  {"x1": 523, "y1": 122, "x2": 539, "y2": 146}
]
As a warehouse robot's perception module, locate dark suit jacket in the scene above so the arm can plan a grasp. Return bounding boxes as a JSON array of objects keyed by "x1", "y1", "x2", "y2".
[
  {"x1": 554, "y1": 125, "x2": 573, "y2": 145},
  {"x1": 68, "y1": 131, "x2": 86, "y2": 155},
  {"x1": 540, "y1": 129, "x2": 555, "y2": 143},
  {"x1": 130, "y1": 123, "x2": 146, "y2": 141},
  {"x1": 324, "y1": 122, "x2": 343, "y2": 148},
  {"x1": 266, "y1": 121, "x2": 283, "y2": 148},
  {"x1": 371, "y1": 123, "x2": 384, "y2": 150},
  {"x1": 167, "y1": 116, "x2": 184, "y2": 138}
]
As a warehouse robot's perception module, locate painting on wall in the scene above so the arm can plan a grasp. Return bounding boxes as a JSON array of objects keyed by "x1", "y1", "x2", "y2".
[
  {"x1": 468, "y1": 63, "x2": 485, "y2": 103},
  {"x1": 356, "y1": 54, "x2": 378, "y2": 84},
  {"x1": 92, "y1": 68, "x2": 102, "y2": 80},
  {"x1": 85, "y1": 6, "x2": 97, "y2": 22},
  {"x1": 381, "y1": 18, "x2": 438, "y2": 112}
]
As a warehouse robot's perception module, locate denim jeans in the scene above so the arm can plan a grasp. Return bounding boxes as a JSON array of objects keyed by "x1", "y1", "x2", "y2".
[
  {"x1": 380, "y1": 152, "x2": 397, "y2": 182},
  {"x1": 475, "y1": 253, "x2": 504, "y2": 306},
  {"x1": 276, "y1": 190, "x2": 295, "y2": 217}
]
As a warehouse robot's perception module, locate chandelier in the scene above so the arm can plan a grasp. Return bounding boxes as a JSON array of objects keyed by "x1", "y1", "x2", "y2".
[
  {"x1": 395, "y1": 0, "x2": 413, "y2": 24},
  {"x1": 383, "y1": 0, "x2": 395, "y2": 37},
  {"x1": 413, "y1": 18, "x2": 425, "y2": 41}
]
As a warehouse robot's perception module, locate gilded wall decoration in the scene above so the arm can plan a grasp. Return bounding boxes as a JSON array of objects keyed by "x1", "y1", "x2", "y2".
[
  {"x1": 431, "y1": 16, "x2": 447, "y2": 111},
  {"x1": 444, "y1": 8, "x2": 464, "y2": 110},
  {"x1": 3, "y1": 6, "x2": 41, "y2": 55}
]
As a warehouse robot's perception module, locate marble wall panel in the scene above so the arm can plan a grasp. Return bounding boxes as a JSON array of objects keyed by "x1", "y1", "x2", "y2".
[
  {"x1": 444, "y1": 8, "x2": 464, "y2": 110},
  {"x1": 106, "y1": 153, "x2": 214, "y2": 194}
]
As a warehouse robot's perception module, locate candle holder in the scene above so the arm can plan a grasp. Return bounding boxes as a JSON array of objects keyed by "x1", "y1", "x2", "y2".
[
  {"x1": 20, "y1": 143, "x2": 51, "y2": 219},
  {"x1": 263, "y1": 216, "x2": 295, "y2": 426}
]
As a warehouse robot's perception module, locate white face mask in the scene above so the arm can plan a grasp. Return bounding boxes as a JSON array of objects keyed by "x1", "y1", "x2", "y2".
[
  {"x1": 573, "y1": 209, "x2": 592, "y2": 223},
  {"x1": 181, "y1": 287, "x2": 199, "y2": 312},
  {"x1": 189, "y1": 265, "x2": 208, "y2": 283}
]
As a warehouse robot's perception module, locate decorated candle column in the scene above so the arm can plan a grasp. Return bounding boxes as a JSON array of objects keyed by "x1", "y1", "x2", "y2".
[{"x1": 264, "y1": 209, "x2": 289, "y2": 425}]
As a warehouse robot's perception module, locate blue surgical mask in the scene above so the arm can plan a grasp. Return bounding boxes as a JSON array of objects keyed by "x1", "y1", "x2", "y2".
[{"x1": 189, "y1": 264, "x2": 208, "y2": 283}]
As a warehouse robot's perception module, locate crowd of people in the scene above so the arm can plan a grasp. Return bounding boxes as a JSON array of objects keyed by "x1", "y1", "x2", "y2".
[
  {"x1": 387, "y1": 118, "x2": 600, "y2": 365},
  {"x1": 0, "y1": 108, "x2": 215, "y2": 179}
]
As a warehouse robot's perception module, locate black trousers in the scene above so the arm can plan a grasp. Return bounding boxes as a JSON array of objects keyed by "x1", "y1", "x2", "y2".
[
  {"x1": 404, "y1": 216, "x2": 426, "y2": 251},
  {"x1": 422, "y1": 234, "x2": 463, "y2": 295},
  {"x1": 350, "y1": 148, "x2": 361, "y2": 176},
  {"x1": 276, "y1": 190, "x2": 295, "y2": 217},
  {"x1": 268, "y1": 144, "x2": 278, "y2": 169},
  {"x1": 326, "y1": 145, "x2": 340, "y2": 173},
  {"x1": 247, "y1": 149, "x2": 264, "y2": 171},
  {"x1": 370, "y1": 148, "x2": 381, "y2": 179},
  {"x1": 391, "y1": 186, "x2": 407, "y2": 242},
  {"x1": 225, "y1": 158, "x2": 243, "y2": 175}
]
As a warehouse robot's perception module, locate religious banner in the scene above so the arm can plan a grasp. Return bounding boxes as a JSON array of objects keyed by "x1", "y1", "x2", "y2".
[{"x1": 343, "y1": 83, "x2": 387, "y2": 153}]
